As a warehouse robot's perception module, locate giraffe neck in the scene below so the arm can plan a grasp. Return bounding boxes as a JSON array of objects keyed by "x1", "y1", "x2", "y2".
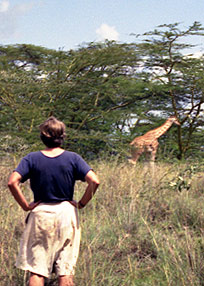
[{"x1": 154, "y1": 119, "x2": 174, "y2": 139}]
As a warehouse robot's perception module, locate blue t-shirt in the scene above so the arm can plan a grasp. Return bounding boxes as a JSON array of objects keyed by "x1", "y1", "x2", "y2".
[{"x1": 15, "y1": 151, "x2": 91, "y2": 203}]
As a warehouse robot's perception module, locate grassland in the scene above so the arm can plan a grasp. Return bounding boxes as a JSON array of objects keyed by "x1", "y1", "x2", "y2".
[{"x1": 1, "y1": 156, "x2": 204, "y2": 285}]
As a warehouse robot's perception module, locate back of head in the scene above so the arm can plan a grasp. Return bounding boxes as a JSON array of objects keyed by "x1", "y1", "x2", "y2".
[{"x1": 39, "y1": 116, "x2": 66, "y2": 148}]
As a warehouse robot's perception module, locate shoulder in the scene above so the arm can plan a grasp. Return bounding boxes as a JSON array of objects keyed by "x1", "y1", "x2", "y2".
[
  {"x1": 24, "y1": 151, "x2": 41, "y2": 157},
  {"x1": 63, "y1": 151, "x2": 91, "y2": 181},
  {"x1": 18, "y1": 152, "x2": 43, "y2": 167},
  {"x1": 15, "y1": 152, "x2": 41, "y2": 180},
  {"x1": 22, "y1": 151, "x2": 41, "y2": 161},
  {"x1": 63, "y1": 151, "x2": 84, "y2": 161},
  {"x1": 64, "y1": 151, "x2": 90, "y2": 168}
]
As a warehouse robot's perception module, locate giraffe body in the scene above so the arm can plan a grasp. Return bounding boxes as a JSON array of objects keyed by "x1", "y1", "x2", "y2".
[{"x1": 129, "y1": 116, "x2": 180, "y2": 164}]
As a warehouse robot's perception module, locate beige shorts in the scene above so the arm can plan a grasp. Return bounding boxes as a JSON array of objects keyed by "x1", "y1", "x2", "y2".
[{"x1": 16, "y1": 201, "x2": 81, "y2": 278}]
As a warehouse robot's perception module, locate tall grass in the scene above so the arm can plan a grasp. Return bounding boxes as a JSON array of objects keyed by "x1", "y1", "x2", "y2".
[{"x1": 1, "y1": 157, "x2": 204, "y2": 285}]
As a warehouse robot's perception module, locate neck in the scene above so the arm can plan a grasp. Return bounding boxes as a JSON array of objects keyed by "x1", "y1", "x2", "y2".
[
  {"x1": 41, "y1": 147, "x2": 64, "y2": 157},
  {"x1": 44, "y1": 147, "x2": 62, "y2": 151},
  {"x1": 155, "y1": 119, "x2": 174, "y2": 138}
]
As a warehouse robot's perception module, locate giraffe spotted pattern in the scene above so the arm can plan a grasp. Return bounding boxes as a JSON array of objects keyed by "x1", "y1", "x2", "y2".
[{"x1": 129, "y1": 116, "x2": 180, "y2": 164}]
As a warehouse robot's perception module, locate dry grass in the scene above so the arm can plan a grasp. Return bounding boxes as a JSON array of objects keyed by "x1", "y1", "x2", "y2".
[{"x1": 1, "y1": 156, "x2": 204, "y2": 285}]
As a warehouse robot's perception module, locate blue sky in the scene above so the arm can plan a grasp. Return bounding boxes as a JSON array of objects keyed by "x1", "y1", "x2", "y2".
[{"x1": 0, "y1": 0, "x2": 204, "y2": 52}]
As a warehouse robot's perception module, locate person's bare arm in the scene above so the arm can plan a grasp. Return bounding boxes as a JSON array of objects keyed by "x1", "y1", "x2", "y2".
[
  {"x1": 8, "y1": 171, "x2": 40, "y2": 211},
  {"x1": 70, "y1": 170, "x2": 100, "y2": 209}
]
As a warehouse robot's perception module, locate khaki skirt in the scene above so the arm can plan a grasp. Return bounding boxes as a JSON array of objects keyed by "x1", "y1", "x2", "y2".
[{"x1": 16, "y1": 201, "x2": 81, "y2": 278}]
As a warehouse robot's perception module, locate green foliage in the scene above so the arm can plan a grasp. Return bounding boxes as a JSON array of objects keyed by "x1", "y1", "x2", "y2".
[
  {"x1": 133, "y1": 22, "x2": 204, "y2": 159},
  {"x1": 1, "y1": 22, "x2": 204, "y2": 159},
  {"x1": 0, "y1": 41, "x2": 148, "y2": 157}
]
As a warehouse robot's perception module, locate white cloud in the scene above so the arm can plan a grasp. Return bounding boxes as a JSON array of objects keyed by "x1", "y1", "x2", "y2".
[
  {"x1": 0, "y1": 0, "x2": 9, "y2": 13},
  {"x1": 184, "y1": 51, "x2": 204, "y2": 59},
  {"x1": 17, "y1": 2, "x2": 35, "y2": 13},
  {"x1": 96, "y1": 23, "x2": 119, "y2": 41},
  {"x1": 0, "y1": 1, "x2": 35, "y2": 40}
]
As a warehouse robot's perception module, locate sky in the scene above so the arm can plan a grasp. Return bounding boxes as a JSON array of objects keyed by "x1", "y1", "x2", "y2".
[{"x1": 0, "y1": 0, "x2": 204, "y2": 52}]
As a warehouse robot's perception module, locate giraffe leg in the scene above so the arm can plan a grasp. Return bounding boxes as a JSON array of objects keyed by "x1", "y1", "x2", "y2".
[
  {"x1": 146, "y1": 141, "x2": 159, "y2": 162},
  {"x1": 129, "y1": 145, "x2": 143, "y2": 164},
  {"x1": 149, "y1": 143, "x2": 158, "y2": 180},
  {"x1": 150, "y1": 144, "x2": 158, "y2": 162},
  {"x1": 150, "y1": 151, "x2": 156, "y2": 162},
  {"x1": 128, "y1": 154, "x2": 141, "y2": 164}
]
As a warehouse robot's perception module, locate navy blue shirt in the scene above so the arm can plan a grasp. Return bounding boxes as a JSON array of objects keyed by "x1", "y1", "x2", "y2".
[{"x1": 15, "y1": 151, "x2": 91, "y2": 203}]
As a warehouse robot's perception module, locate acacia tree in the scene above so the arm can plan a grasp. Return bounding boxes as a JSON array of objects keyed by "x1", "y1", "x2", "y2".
[
  {"x1": 0, "y1": 44, "x2": 57, "y2": 151},
  {"x1": 45, "y1": 42, "x2": 153, "y2": 156},
  {"x1": 133, "y1": 22, "x2": 204, "y2": 159},
  {"x1": 1, "y1": 23, "x2": 204, "y2": 160},
  {"x1": 0, "y1": 42, "x2": 149, "y2": 156}
]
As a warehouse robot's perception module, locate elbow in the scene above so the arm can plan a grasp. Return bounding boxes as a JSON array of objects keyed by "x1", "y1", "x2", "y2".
[
  {"x1": 8, "y1": 172, "x2": 21, "y2": 190},
  {"x1": 8, "y1": 180, "x2": 16, "y2": 191},
  {"x1": 93, "y1": 174, "x2": 100, "y2": 187},
  {"x1": 86, "y1": 170, "x2": 100, "y2": 188},
  {"x1": 93, "y1": 177, "x2": 100, "y2": 189},
  {"x1": 8, "y1": 179, "x2": 14, "y2": 189},
  {"x1": 90, "y1": 177, "x2": 100, "y2": 190},
  {"x1": 8, "y1": 179, "x2": 19, "y2": 195},
  {"x1": 96, "y1": 178, "x2": 100, "y2": 186}
]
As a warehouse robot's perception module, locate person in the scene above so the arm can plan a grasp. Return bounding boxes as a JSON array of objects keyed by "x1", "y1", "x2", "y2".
[{"x1": 8, "y1": 116, "x2": 100, "y2": 286}]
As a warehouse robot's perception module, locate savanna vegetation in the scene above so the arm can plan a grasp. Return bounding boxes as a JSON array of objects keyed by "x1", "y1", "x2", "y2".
[
  {"x1": 1, "y1": 21, "x2": 204, "y2": 285},
  {"x1": 1, "y1": 21, "x2": 204, "y2": 160},
  {"x1": 1, "y1": 158, "x2": 204, "y2": 285}
]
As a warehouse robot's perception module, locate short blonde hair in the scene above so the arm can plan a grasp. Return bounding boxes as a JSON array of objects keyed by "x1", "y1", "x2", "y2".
[{"x1": 39, "y1": 117, "x2": 66, "y2": 148}]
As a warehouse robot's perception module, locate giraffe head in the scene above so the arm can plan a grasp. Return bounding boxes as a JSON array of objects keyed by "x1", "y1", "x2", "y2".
[{"x1": 168, "y1": 116, "x2": 180, "y2": 125}]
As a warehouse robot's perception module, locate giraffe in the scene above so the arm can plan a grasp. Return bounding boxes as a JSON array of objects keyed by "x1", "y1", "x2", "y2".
[{"x1": 128, "y1": 116, "x2": 180, "y2": 164}]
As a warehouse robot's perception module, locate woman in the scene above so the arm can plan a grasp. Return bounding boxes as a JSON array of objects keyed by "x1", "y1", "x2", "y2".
[{"x1": 8, "y1": 116, "x2": 100, "y2": 286}]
